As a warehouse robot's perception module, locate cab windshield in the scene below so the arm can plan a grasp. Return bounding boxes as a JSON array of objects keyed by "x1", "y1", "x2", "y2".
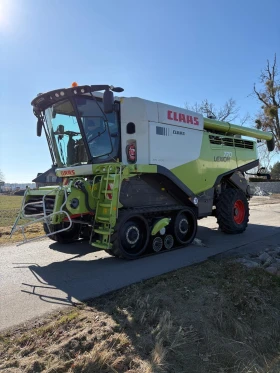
[{"x1": 44, "y1": 96, "x2": 119, "y2": 167}]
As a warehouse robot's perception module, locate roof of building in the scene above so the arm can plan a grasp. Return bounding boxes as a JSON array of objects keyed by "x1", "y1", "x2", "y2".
[{"x1": 32, "y1": 166, "x2": 61, "y2": 183}]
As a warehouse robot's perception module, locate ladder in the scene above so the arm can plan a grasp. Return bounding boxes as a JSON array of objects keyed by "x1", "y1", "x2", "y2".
[{"x1": 91, "y1": 164, "x2": 122, "y2": 250}]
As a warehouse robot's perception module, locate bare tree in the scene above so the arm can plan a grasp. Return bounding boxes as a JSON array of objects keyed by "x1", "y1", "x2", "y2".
[
  {"x1": 270, "y1": 161, "x2": 280, "y2": 179},
  {"x1": 185, "y1": 98, "x2": 250, "y2": 125},
  {"x1": 254, "y1": 53, "x2": 280, "y2": 150},
  {"x1": 0, "y1": 170, "x2": 4, "y2": 183},
  {"x1": 256, "y1": 142, "x2": 277, "y2": 171}
]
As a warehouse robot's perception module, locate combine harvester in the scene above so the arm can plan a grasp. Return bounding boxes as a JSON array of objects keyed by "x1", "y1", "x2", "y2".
[{"x1": 11, "y1": 83, "x2": 274, "y2": 259}]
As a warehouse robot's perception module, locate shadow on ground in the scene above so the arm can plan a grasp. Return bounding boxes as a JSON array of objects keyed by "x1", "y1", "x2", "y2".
[{"x1": 15, "y1": 223, "x2": 280, "y2": 308}]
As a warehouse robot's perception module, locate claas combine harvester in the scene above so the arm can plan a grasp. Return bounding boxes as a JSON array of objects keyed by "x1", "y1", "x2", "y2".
[{"x1": 11, "y1": 83, "x2": 275, "y2": 259}]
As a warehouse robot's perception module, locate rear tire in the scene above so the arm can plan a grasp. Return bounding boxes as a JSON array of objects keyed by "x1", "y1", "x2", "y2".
[
  {"x1": 43, "y1": 222, "x2": 81, "y2": 243},
  {"x1": 216, "y1": 188, "x2": 249, "y2": 234}
]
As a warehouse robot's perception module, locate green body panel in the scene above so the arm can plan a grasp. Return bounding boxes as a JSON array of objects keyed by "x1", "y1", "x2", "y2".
[
  {"x1": 235, "y1": 145, "x2": 257, "y2": 169},
  {"x1": 25, "y1": 188, "x2": 59, "y2": 195},
  {"x1": 171, "y1": 133, "x2": 257, "y2": 195},
  {"x1": 90, "y1": 163, "x2": 156, "y2": 175},
  {"x1": 65, "y1": 179, "x2": 97, "y2": 216},
  {"x1": 151, "y1": 218, "x2": 171, "y2": 236},
  {"x1": 24, "y1": 182, "x2": 98, "y2": 225},
  {"x1": 51, "y1": 189, "x2": 66, "y2": 224}
]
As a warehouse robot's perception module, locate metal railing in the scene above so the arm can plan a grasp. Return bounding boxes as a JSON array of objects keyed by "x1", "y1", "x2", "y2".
[{"x1": 10, "y1": 187, "x2": 73, "y2": 246}]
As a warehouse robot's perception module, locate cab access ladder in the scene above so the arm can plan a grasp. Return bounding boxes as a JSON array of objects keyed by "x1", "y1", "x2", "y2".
[{"x1": 91, "y1": 164, "x2": 122, "y2": 250}]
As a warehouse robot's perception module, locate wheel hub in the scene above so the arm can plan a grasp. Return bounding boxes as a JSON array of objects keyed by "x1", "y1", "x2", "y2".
[
  {"x1": 233, "y1": 200, "x2": 245, "y2": 224},
  {"x1": 152, "y1": 237, "x2": 163, "y2": 252},
  {"x1": 164, "y1": 234, "x2": 174, "y2": 250},
  {"x1": 126, "y1": 226, "x2": 140, "y2": 245},
  {"x1": 179, "y1": 218, "x2": 188, "y2": 234}
]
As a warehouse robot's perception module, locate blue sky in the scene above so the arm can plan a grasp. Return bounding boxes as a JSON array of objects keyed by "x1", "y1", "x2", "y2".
[{"x1": 0, "y1": 0, "x2": 279, "y2": 183}]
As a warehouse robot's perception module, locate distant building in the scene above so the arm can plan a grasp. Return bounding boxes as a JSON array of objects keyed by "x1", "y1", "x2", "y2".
[{"x1": 32, "y1": 166, "x2": 62, "y2": 188}]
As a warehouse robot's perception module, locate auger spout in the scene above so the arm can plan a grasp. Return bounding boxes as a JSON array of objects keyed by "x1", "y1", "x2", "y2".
[{"x1": 204, "y1": 118, "x2": 273, "y2": 141}]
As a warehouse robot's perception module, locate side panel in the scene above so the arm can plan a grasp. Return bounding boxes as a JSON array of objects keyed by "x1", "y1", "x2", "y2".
[
  {"x1": 119, "y1": 97, "x2": 204, "y2": 167},
  {"x1": 235, "y1": 141, "x2": 257, "y2": 168},
  {"x1": 149, "y1": 121, "x2": 203, "y2": 169},
  {"x1": 119, "y1": 174, "x2": 180, "y2": 208},
  {"x1": 120, "y1": 97, "x2": 156, "y2": 165},
  {"x1": 171, "y1": 133, "x2": 240, "y2": 194},
  {"x1": 170, "y1": 133, "x2": 258, "y2": 195},
  {"x1": 119, "y1": 97, "x2": 258, "y2": 197}
]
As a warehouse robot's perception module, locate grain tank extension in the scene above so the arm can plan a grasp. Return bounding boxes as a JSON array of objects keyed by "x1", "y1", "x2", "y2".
[{"x1": 11, "y1": 83, "x2": 274, "y2": 259}]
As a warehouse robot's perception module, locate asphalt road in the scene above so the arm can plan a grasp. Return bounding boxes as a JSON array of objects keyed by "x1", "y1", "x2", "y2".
[{"x1": 1, "y1": 196, "x2": 280, "y2": 332}]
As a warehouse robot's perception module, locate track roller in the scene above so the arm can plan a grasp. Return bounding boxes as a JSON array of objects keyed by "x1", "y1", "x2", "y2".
[
  {"x1": 110, "y1": 212, "x2": 150, "y2": 259},
  {"x1": 164, "y1": 234, "x2": 174, "y2": 250},
  {"x1": 152, "y1": 236, "x2": 163, "y2": 252},
  {"x1": 172, "y1": 208, "x2": 197, "y2": 245}
]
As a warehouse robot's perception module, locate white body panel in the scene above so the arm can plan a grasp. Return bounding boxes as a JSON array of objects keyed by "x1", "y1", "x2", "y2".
[
  {"x1": 149, "y1": 122, "x2": 203, "y2": 169},
  {"x1": 120, "y1": 97, "x2": 204, "y2": 169},
  {"x1": 120, "y1": 98, "x2": 156, "y2": 165},
  {"x1": 157, "y1": 102, "x2": 204, "y2": 131}
]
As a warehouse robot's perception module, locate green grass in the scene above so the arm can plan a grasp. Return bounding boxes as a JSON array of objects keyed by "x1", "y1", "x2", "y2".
[
  {"x1": 0, "y1": 195, "x2": 23, "y2": 210},
  {"x1": 0, "y1": 195, "x2": 23, "y2": 227}
]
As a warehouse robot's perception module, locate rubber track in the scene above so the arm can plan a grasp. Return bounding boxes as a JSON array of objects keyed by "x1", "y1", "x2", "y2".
[{"x1": 107, "y1": 204, "x2": 195, "y2": 259}]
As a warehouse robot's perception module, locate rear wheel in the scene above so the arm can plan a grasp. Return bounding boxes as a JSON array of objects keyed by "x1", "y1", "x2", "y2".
[
  {"x1": 43, "y1": 222, "x2": 81, "y2": 243},
  {"x1": 110, "y1": 213, "x2": 150, "y2": 259},
  {"x1": 216, "y1": 188, "x2": 249, "y2": 234}
]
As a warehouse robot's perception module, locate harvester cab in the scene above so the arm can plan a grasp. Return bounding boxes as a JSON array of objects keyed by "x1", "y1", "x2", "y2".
[{"x1": 11, "y1": 83, "x2": 275, "y2": 259}]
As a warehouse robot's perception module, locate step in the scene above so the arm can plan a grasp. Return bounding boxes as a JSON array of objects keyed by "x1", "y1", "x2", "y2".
[
  {"x1": 95, "y1": 216, "x2": 110, "y2": 222},
  {"x1": 91, "y1": 240, "x2": 112, "y2": 250},
  {"x1": 99, "y1": 203, "x2": 112, "y2": 208},
  {"x1": 94, "y1": 228, "x2": 113, "y2": 235}
]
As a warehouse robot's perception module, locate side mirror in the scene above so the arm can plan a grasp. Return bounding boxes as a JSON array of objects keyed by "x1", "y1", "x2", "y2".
[
  {"x1": 37, "y1": 118, "x2": 43, "y2": 137},
  {"x1": 103, "y1": 88, "x2": 114, "y2": 113},
  {"x1": 267, "y1": 136, "x2": 275, "y2": 152}
]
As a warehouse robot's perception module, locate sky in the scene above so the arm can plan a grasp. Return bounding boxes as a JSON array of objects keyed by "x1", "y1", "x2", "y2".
[{"x1": 0, "y1": 0, "x2": 280, "y2": 183}]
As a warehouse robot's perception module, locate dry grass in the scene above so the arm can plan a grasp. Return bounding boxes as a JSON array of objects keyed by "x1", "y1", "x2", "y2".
[
  {"x1": 1, "y1": 260, "x2": 280, "y2": 372},
  {"x1": 0, "y1": 223, "x2": 45, "y2": 245},
  {"x1": 0, "y1": 195, "x2": 45, "y2": 244}
]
